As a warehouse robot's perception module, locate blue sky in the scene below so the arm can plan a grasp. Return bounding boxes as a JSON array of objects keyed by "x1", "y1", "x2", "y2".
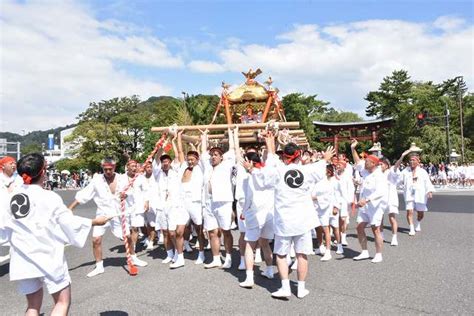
[{"x1": 1, "y1": 0, "x2": 473, "y2": 133}]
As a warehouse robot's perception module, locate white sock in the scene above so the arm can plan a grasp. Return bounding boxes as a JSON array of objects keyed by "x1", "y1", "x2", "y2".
[
  {"x1": 341, "y1": 233, "x2": 346, "y2": 238},
  {"x1": 213, "y1": 255, "x2": 221, "y2": 262},
  {"x1": 177, "y1": 253, "x2": 184, "y2": 261},
  {"x1": 246, "y1": 270, "x2": 254, "y2": 282},
  {"x1": 410, "y1": 224, "x2": 414, "y2": 230},
  {"x1": 131, "y1": 254, "x2": 137, "y2": 259},
  {"x1": 255, "y1": 248, "x2": 261, "y2": 256},
  {"x1": 225, "y1": 253, "x2": 231, "y2": 260},
  {"x1": 240, "y1": 256, "x2": 245, "y2": 264},
  {"x1": 166, "y1": 249, "x2": 174, "y2": 258},
  {"x1": 297, "y1": 281, "x2": 306, "y2": 292},
  {"x1": 198, "y1": 251, "x2": 205, "y2": 257},
  {"x1": 281, "y1": 279, "x2": 290, "y2": 291},
  {"x1": 96, "y1": 260, "x2": 104, "y2": 269},
  {"x1": 266, "y1": 265, "x2": 274, "y2": 275}
]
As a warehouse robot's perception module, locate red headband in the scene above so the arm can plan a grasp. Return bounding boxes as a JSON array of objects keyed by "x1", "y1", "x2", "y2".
[
  {"x1": 101, "y1": 162, "x2": 116, "y2": 168},
  {"x1": 283, "y1": 150, "x2": 300, "y2": 164},
  {"x1": 366, "y1": 155, "x2": 380, "y2": 164},
  {"x1": 127, "y1": 160, "x2": 137, "y2": 166},
  {"x1": 21, "y1": 168, "x2": 45, "y2": 185},
  {"x1": 0, "y1": 156, "x2": 15, "y2": 167}
]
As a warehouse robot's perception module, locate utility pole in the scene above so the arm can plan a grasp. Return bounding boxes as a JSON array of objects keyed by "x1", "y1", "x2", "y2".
[
  {"x1": 456, "y1": 77, "x2": 465, "y2": 163},
  {"x1": 444, "y1": 101, "x2": 451, "y2": 164}
]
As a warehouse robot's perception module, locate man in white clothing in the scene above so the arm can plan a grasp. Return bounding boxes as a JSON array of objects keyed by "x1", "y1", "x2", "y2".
[
  {"x1": 0, "y1": 156, "x2": 23, "y2": 263},
  {"x1": 1, "y1": 153, "x2": 109, "y2": 315},
  {"x1": 239, "y1": 151, "x2": 275, "y2": 288},
  {"x1": 201, "y1": 128, "x2": 236, "y2": 269},
  {"x1": 351, "y1": 140, "x2": 388, "y2": 263},
  {"x1": 175, "y1": 131, "x2": 206, "y2": 265},
  {"x1": 252, "y1": 132, "x2": 335, "y2": 299},
  {"x1": 69, "y1": 157, "x2": 147, "y2": 278},
  {"x1": 395, "y1": 150, "x2": 434, "y2": 235}
]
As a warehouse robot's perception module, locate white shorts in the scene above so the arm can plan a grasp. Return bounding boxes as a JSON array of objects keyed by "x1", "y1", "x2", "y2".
[
  {"x1": 185, "y1": 200, "x2": 203, "y2": 226},
  {"x1": 155, "y1": 210, "x2": 168, "y2": 231},
  {"x1": 131, "y1": 213, "x2": 145, "y2": 228},
  {"x1": 168, "y1": 207, "x2": 190, "y2": 231},
  {"x1": 274, "y1": 231, "x2": 313, "y2": 256},
  {"x1": 317, "y1": 206, "x2": 330, "y2": 226},
  {"x1": 357, "y1": 209, "x2": 384, "y2": 227},
  {"x1": 387, "y1": 205, "x2": 399, "y2": 214},
  {"x1": 144, "y1": 209, "x2": 156, "y2": 227},
  {"x1": 339, "y1": 202, "x2": 349, "y2": 217},
  {"x1": 245, "y1": 221, "x2": 274, "y2": 242},
  {"x1": 204, "y1": 201, "x2": 233, "y2": 231},
  {"x1": 406, "y1": 201, "x2": 428, "y2": 212},
  {"x1": 92, "y1": 216, "x2": 130, "y2": 239},
  {"x1": 17, "y1": 270, "x2": 71, "y2": 295},
  {"x1": 329, "y1": 214, "x2": 339, "y2": 228}
]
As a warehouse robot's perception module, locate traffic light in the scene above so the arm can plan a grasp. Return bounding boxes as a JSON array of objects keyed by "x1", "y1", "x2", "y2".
[
  {"x1": 416, "y1": 110, "x2": 429, "y2": 127},
  {"x1": 416, "y1": 113, "x2": 425, "y2": 127}
]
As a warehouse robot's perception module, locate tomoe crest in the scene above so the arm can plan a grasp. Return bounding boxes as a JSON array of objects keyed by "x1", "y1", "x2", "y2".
[
  {"x1": 284, "y1": 169, "x2": 304, "y2": 188},
  {"x1": 10, "y1": 193, "x2": 31, "y2": 219}
]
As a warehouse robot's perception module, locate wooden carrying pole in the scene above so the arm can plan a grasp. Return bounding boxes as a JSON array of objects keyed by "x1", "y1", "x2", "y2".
[{"x1": 151, "y1": 122, "x2": 300, "y2": 133}]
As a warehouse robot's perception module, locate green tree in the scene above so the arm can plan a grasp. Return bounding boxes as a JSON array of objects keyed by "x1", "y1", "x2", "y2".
[
  {"x1": 365, "y1": 70, "x2": 472, "y2": 162},
  {"x1": 282, "y1": 93, "x2": 329, "y2": 148},
  {"x1": 21, "y1": 143, "x2": 42, "y2": 155}
]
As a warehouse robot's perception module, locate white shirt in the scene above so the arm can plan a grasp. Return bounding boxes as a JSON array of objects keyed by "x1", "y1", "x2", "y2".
[
  {"x1": 399, "y1": 166, "x2": 435, "y2": 204},
  {"x1": 359, "y1": 168, "x2": 388, "y2": 213},
  {"x1": 384, "y1": 167, "x2": 400, "y2": 208},
  {"x1": 134, "y1": 173, "x2": 157, "y2": 213},
  {"x1": 242, "y1": 167, "x2": 274, "y2": 229},
  {"x1": 312, "y1": 177, "x2": 342, "y2": 212},
  {"x1": 1, "y1": 185, "x2": 91, "y2": 281},
  {"x1": 201, "y1": 151, "x2": 235, "y2": 203},
  {"x1": 0, "y1": 172, "x2": 23, "y2": 193},
  {"x1": 75, "y1": 173, "x2": 121, "y2": 217},
  {"x1": 152, "y1": 160, "x2": 180, "y2": 210},
  {"x1": 177, "y1": 163, "x2": 204, "y2": 203},
  {"x1": 253, "y1": 154, "x2": 327, "y2": 236}
]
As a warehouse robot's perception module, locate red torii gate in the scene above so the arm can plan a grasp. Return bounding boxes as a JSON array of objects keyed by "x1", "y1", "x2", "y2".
[{"x1": 313, "y1": 118, "x2": 393, "y2": 154}]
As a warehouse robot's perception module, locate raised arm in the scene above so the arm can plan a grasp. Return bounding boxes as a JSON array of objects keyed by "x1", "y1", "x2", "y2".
[
  {"x1": 177, "y1": 130, "x2": 185, "y2": 164},
  {"x1": 200, "y1": 129, "x2": 208, "y2": 155},
  {"x1": 394, "y1": 148, "x2": 412, "y2": 171},
  {"x1": 350, "y1": 139, "x2": 361, "y2": 165},
  {"x1": 264, "y1": 131, "x2": 276, "y2": 155},
  {"x1": 227, "y1": 127, "x2": 235, "y2": 152},
  {"x1": 233, "y1": 126, "x2": 242, "y2": 162}
]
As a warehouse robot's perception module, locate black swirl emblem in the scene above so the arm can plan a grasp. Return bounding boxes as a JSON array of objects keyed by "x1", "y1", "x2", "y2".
[
  {"x1": 10, "y1": 193, "x2": 31, "y2": 219},
  {"x1": 284, "y1": 169, "x2": 304, "y2": 188}
]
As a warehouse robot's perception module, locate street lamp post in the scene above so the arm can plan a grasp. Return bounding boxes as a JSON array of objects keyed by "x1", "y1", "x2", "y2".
[
  {"x1": 444, "y1": 101, "x2": 451, "y2": 164},
  {"x1": 455, "y1": 76, "x2": 465, "y2": 163}
]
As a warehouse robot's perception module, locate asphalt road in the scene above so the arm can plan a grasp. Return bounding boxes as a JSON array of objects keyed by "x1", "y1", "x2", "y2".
[{"x1": 0, "y1": 190, "x2": 473, "y2": 315}]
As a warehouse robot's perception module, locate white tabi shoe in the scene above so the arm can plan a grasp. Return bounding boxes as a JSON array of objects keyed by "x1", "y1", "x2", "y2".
[
  {"x1": 131, "y1": 255, "x2": 148, "y2": 267},
  {"x1": 353, "y1": 250, "x2": 370, "y2": 261},
  {"x1": 222, "y1": 257, "x2": 232, "y2": 269},
  {"x1": 336, "y1": 244, "x2": 344, "y2": 254},
  {"x1": 239, "y1": 279, "x2": 255, "y2": 288},
  {"x1": 371, "y1": 253, "x2": 383, "y2": 263},
  {"x1": 86, "y1": 266, "x2": 105, "y2": 278},
  {"x1": 391, "y1": 235, "x2": 398, "y2": 246},
  {"x1": 320, "y1": 252, "x2": 332, "y2": 261},
  {"x1": 271, "y1": 288, "x2": 291, "y2": 299}
]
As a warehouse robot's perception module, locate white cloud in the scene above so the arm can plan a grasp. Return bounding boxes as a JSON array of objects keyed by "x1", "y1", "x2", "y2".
[
  {"x1": 188, "y1": 60, "x2": 225, "y2": 73},
  {"x1": 0, "y1": 0, "x2": 182, "y2": 133},
  {"x1": 190, "y1": 18, "x2": 473, "y2": 115}
]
